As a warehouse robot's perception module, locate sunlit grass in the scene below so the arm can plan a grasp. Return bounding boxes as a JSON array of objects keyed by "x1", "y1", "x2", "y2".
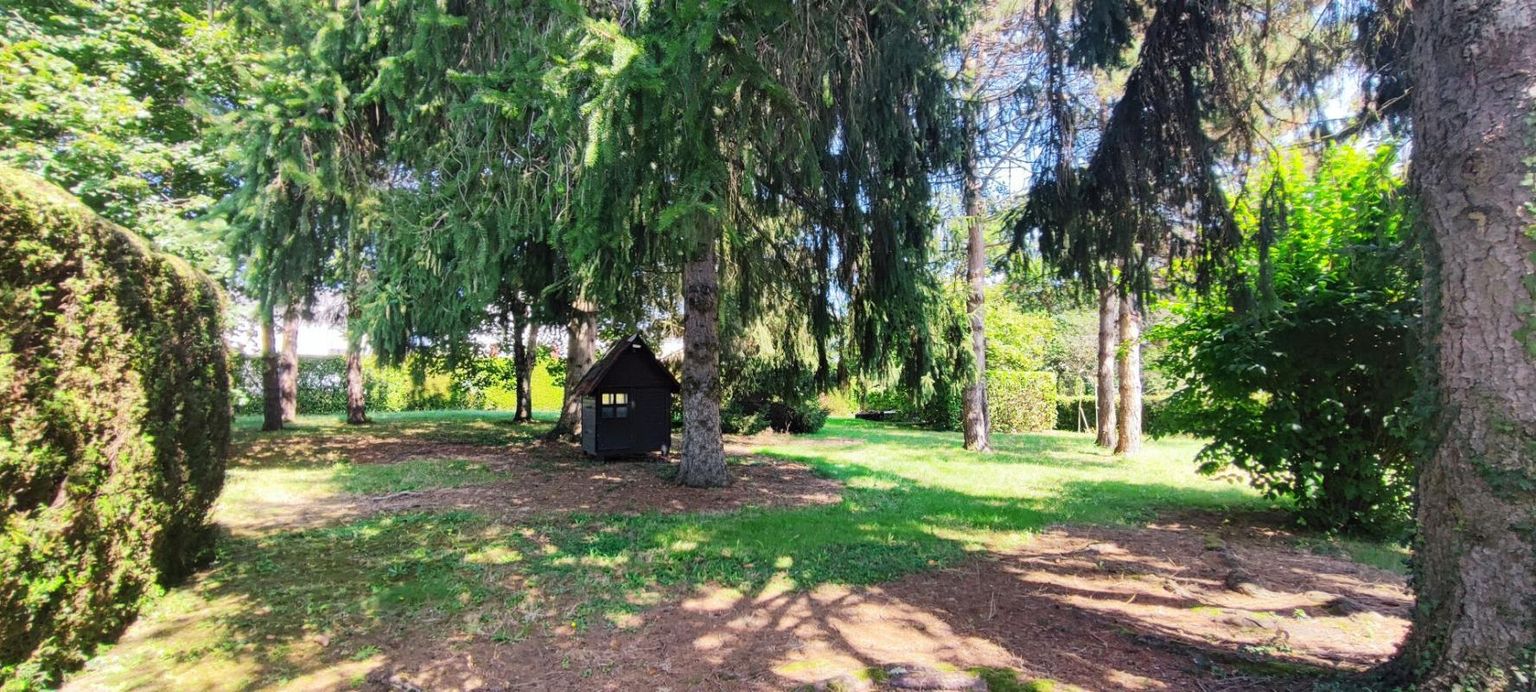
[
  {"x1": 334, "y1": 458, "x2": 500, "y2": 495},
  {"x1": 69, "y1": 413, "x2": 1352, "y2": 690}
]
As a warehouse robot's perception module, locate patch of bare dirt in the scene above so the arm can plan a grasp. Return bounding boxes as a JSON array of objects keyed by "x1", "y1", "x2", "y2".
[
  {"x1": 361, "y1": 514, "x2": 1410, "y2": 692},
  {"x1": 235, "y1": 433, "x2": 515, "y2": 467},
  {"x1": 371, "y1": 443, "x2": 843, "y2": 519},
  {"x1": 222, "y1": 432, "x2": 842, "y2": 537}
]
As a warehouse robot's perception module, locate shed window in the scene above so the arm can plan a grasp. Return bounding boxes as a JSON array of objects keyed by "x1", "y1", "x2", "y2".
[{"x1": 599, "y1": 392, "x2": 630, "y2": 419}]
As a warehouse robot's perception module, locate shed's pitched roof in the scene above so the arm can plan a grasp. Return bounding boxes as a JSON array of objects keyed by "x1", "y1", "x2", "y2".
[{"x1": 570, "y1": 334, "x2": 681, "y2": 396}]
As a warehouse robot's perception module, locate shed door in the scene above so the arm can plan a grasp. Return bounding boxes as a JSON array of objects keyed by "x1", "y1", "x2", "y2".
[{"x1": 581, "y1": 396, "x2": 596, "y2": 454}]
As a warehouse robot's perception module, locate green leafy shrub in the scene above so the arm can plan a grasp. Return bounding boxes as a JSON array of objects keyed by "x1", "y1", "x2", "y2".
[
  {"x1": 720, "y1": 401, "x2": 771, "y2": 435},
  {"x1": 0, "y1": 168, "x2": 230, "y2": 686},
  {"x1": 987, "y1": 370, "x2": 1058, "y2": 433},
  {"x1": 1154, "y1": 145, "x2": 1417, "y2": 537},
  {"x1": 719, "y1": 356, "x2": 829, "y2": 435},
  {"x1": 767, "y1": 400, "x2": 830, "y2": 434}
]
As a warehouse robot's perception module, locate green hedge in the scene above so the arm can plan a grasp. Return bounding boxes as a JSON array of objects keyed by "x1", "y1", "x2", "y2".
[
  {"x1": 988, "y1": 370, "x2": 1057, "y2": 433},
  {"x1": 1055, "y1": 394, "x2": 1171, "y2": 433},
  {"x1": 0, "y1": 168, "x2": 230, "y2": 687},
  {"x1": 856, "y1": 369, "x2": 1058, "y2": 433},
  {"x1": 230, "y1": 354, "x2": 565, "y2": 416}
]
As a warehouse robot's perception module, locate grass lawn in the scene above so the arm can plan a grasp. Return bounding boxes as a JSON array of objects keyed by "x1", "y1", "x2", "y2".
[{"x1": 65, "y1": 413, "x2": 1407, "y2": 691}]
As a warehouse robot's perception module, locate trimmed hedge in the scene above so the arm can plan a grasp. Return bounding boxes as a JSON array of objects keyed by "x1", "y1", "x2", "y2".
[
  {"x1": 0, "y1": 168, "x2": 230, "y2": 686},
  {"x1": 856, "y1": 369, "x2": 1058, "y2": 433},
  {"x1": 229, "y1": 354, "x2": 565, "y2": 416},
  {"x1": 987, "y1": 370, "x2": 1057, "y2": 433}
]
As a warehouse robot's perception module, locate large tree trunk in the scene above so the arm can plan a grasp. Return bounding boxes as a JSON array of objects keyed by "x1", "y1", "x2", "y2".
[
  {"x1": 1095, "y1": 279, "x2": 1118, "y2": 448},
  {"x1": 260, "y1": 304, "x2": 282, "y2": 432},
  {"x1": 279, "y1": 304, "x2": 299, "y2": 422},
  {"x1": 512, "y1": 300, "x2": 533, "y2": 423},
  {"x1": 548, "y1": 299, "x2": 596, "y2": 440},
  {"x1": 677, "y1": 238, "x2": 728, "y2": 488},
  {"x1": 1392, "y1": 0, "x2": 1536, "y2": 684},
  {"x1": 344, "y1": 297, "x2": 366, "y2": 425},
  {"x1": 1113, "y1": 284, "x2": 1142, "y2": 456},
  {"x1": 959, "y1": 68, "x2": 992, "y2": 453}
]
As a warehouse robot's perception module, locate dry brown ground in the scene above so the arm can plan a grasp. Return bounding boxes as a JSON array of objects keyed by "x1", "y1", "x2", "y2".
[
  {"x1": 223, "y1": 433, "x2": 843, "y2": 537},
  {"x1": 81, "y1": 422, "x2": 1409, "y2": 692},
  {"x1": 360, "y1": 513, "x2": 1407, "y2": 692}
]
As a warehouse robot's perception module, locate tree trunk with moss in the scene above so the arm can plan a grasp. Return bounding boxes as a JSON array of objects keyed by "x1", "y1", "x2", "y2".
[
  {"x1": 960, "y1": 68, "x2": 991, "y2": 453},
  {"x1": 1096, "y1": 280, "x2": 1118, "y2": 448},
  {"x1": 260, "y1": 304, "x2": 282, "y2": 432},
  {"x1": 678, "y1": 237, "x2": 728, "y2": 488},
  {"x1": 1391, "y1": 0, "x2": 1536, "y2": 684},
  {"x1": 1114, "y1": 284, "x2": 1142, "y2": 456},
  {"x1": 279, "y1": 304, "x2": 299, "y2": 422}
]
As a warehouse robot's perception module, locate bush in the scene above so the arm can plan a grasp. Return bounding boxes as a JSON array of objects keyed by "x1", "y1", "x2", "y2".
[
  {"x1": 767, "y1": 400, "x2": 830, "y2": 434},
  {"x1": 719, "y1": 356, "x2": 829, "y2": 435},
  {"x1": 1154, "y1": 145, "x2": 1416, "y2": 537},
  {"x1": 987, "y1": 370, "x2": 1057, "y2": 433},
  {"x1": 0, "y1": 168, "x2": 230, "y2": 686},
  {"x1": 720, "y1": 401, "x2": 770, "y2": 435}
]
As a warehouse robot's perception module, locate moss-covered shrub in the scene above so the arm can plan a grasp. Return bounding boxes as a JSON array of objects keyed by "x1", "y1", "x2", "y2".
[{"x1": 0, "y1": 168, "x2": 230, "y2": 687}]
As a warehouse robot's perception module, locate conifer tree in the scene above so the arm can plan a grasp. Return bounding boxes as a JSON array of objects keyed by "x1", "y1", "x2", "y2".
[{"x1": 571, "y1": 0, "x2": 968, "y2": 486}]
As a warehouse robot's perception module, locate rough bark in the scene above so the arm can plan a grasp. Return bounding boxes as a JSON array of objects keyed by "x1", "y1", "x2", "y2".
[
  {"x1": 345, "y1": 341, "x2": 366, "y2": 425},
  {"x1": 344, "y1": 291, "x2": 367, "y2": 425},
  {"x1": 279, "y1": 304, "x2": 299, "y2": 422},
  {"x1": 547, "y1": 299, "x2": 596, "y2": 440},
  {"x1": 260, "y1": 304, "x2": 282, "y2": 432},
  {"x1": 1095, "y1": 280, "x2": 1118, "y2": 448},
  {"x1": 1113, "y1": 284, "x2": 1142, "y2": 456},
  {"x1": 512, "y1": 300, "x2": 533, "y2": 423},
  {"x1": 678, "y1": 238, "x2": 728, "y2": 488},
  {"x1": 1391, "y1": 0, "x2": 1536, "y2": 684},
  {"x1": 959, "y1": 60, "x2": 992, "y2": 453}
]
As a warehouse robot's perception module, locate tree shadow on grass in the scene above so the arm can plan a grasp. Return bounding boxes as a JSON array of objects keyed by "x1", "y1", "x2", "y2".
[
  {"x1": 229, "y1": 414, "x2": 550, "y2": 469},
  {"x1": 67, "y1": 425, "x2": 1405, "y2": 691}
]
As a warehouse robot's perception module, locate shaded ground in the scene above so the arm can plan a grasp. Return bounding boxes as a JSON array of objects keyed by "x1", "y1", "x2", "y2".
[
  {"x1": 365, "y1": 514, "x2": 1408, "y2": 692},
  {"x1": 66, "y1": 413, "x2": 1409, "y2": 692},
  {"x1": 363, "y1": 446, "x2": 842, "y2": 522},
  {"x1": 224, "y1": 431, "x2": 841, "y2": 537}
]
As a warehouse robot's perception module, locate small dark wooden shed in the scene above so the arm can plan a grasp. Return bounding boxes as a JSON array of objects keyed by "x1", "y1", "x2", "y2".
[{"x1": 572, "y1": 334, "x2": 680, "y2": 458}]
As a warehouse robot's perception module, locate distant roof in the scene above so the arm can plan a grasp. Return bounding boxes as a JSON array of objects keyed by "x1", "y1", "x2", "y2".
[{"x1": 570, "y1": 334, "x2": 681, "y2": 396}]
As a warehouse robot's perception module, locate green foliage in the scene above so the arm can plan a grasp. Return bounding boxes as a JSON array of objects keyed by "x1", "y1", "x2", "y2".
[
  {"x1": 1154, "y1": 145, "x2": 1418, "y2": 537},
  {"x1": 855, "y1": 290, "x2": 1061, "y2": 433},
  {"x1": 985, "y1": 294, "x2": 1056, "y2": 372},
  {"x1": 0, "y1": 0, "x2": 239, "y2": 273},
  {"x1": 229, "y1": 353, "x2": 564, "y2": 416},
  {"x1": 719, "y1": 356, "x2": 830, "y2": 435},
  {"x1": 1054, "y1": 394, "x2": 1171, "y2": 433},
  {"x1": 0, "y1": 168, "x2": 230, "y2": 686},
  {"x1": 987, "y1": 371, "x2": 1059, "y2": 433},
  {"x1": 567, "y1": 0, "x2": 969, "y2": 385}
]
